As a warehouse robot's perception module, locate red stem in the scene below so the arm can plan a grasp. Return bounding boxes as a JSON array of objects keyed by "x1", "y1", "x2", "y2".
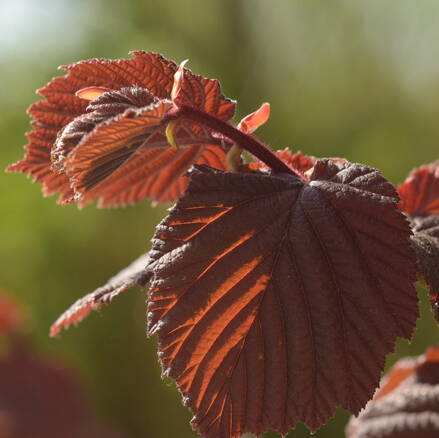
[{"x1": 166, "y1": 105, "x2": 301, "y2": 177}]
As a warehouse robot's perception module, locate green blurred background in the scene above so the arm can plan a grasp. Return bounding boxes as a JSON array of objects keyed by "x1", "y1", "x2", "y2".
[{"x1": 1, "y1": 0, "x2": 438, "y2": 436}]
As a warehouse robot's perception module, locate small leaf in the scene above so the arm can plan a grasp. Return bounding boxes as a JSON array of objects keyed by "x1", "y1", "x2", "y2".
[
  {"x1": 148, "y1": 160, "x2": 418, "y2": 437},
  {"x1": 237, "y1": 103, "x2": 270, "y2": 134},
  {"x1": 50, "y1": 253, "x2": 152, "y2": 337},
  {"x1": 346, "y1": 346, "x2": 439, "y2": 438},
  {"x1": 171, "y1": 59, "x2": 189, "y2": 102},
  {"x1": 398, "y1": 160, "x2": 439, "y2": 215},
  {"x1": 248, "y1": 149, "x2": 315, "y2": 175},
  {"x1": 6, "y1": 51, "x2": 175, "y2": 204}
]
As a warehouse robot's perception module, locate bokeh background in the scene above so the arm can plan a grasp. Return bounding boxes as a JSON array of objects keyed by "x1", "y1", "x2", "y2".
[{"x1": 1, "y1": 0, "x2": 438, "y2": 437}]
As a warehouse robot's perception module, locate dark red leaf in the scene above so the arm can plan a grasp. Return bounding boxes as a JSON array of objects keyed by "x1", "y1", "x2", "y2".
[
  {"x1": 410, "y1": 215, "x2": 439, "y2": 323},
  {"x1": 50, "y1": 252, "x2": 151, "y2": 337},
  {"x1": 147, "y1": 160, "x2": 418, "y2": 438},
  {"x1": 0, "y1": 345, "x2": 88, "y2": 438},
  {"x1": 0, "y1": 293, "x2": 126, "y2": 438},
  {"x1": 398, "y1": 161, "x2": 439, "y2": 216},
  {"x1": 0, "y1": 294, "x2": 24, "y2": 335},
  {"x1": 7, "y1": 51, "x2": 235, "y2": 206},
  {"x1": 346, "y1": 346, "x2": 439, "y2": 438},
  {"x1": 0, "y1": 347, "x2": 126, "y2": 437}
]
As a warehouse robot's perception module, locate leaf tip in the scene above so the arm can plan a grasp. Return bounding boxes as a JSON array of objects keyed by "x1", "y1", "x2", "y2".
[
  {"x1": 171, "y1": 59, "x2": 189, "y2": 102},
  {"x1": 75, "y1": 86, "x2": 111, "y2": 101}
]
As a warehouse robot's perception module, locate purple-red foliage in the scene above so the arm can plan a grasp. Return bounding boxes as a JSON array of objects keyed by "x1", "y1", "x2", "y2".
[{"x1": 6, "y1": 51, "x2": 439, "y2": 438}]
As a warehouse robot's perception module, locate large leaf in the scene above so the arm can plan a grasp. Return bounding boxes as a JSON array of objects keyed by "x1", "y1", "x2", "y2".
[
  {"x1": 50, "y1": 252, "x2": 152, "y2": 337},
  {"x1": 346, "y1": 346, "x2": 439, "y2": 438},
  {"x1": 147, "y1": 160, "x2": 418, "y2": 438}
]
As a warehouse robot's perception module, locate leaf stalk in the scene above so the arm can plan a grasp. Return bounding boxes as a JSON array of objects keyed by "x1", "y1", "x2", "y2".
[{"x1": 166, "y1": 105, "x2": 301, "y2": 177}]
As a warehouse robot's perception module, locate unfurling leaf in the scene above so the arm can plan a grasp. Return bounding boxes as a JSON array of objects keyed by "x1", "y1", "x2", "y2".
[
  {"x1": 171, "y1": 59, "x2": 189, "y2": 102},
  {"x1": 7, "y1": 51, "x2": 235, "y2": 206},
  {"x1": 237, "y1": 103, "x2": 270, "y2": 134},
  {"x1": 398, "y1": 161, "x2": 439, "y2": 323},
  {"x1": 50, "y1": 253, "x2": 152, "y2": 337},
  {"x1": 346, "y1": 346, "x2": 439, "y2": 438},
  {"x1": 147, "y1": 160, "x2": 418, "y2": 438}
]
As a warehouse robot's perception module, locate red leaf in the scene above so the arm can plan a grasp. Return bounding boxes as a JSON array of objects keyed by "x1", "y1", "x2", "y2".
[
  {"x1": 248, "y1": 149, "x2": 315, "y2": 175},
  {"x1": 237, "y1": 103, "x2": 270, "y2": 134},
  {"x1": 7, "y1": 51, "x2": 236, "y2": 206},
  {"x1": 52, "y1": 87, "x2": 158, "y2": 172},
  {"x1": 346, "y1": 346, "x2": 439, "y2": 438},
  {"x1": 398, "y1": 161, "x2": 439, "y2": 215},
  {"x1": 410, "y1": 215, "x2": 439, "y2": 323},
  {"x1": 0, "y1": 294, "x2": 24, "y2": 335},
  {"x1": 65, "y1": 100, "x2": 172, "y2": 200},
  {"x1": 62, "y1": 97, "x2": 229, "y2": 206},
  {"x1": 6, "y1": 102, "x2": 76, "y2": 203},
  {"x1": 147, "y1": 160, "x2": 418, "y2": 437},
  {"x1": 0, "y1": 292, "x2": 126, "y2": 437},
  {"x1": 50, "y1": 253, "x2": 152, "y2": 337}
]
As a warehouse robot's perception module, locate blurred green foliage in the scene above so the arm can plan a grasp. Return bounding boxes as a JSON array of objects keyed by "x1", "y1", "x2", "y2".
[{"x1": 0, "y1": 0, "x2": 438, "y2": 437}]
